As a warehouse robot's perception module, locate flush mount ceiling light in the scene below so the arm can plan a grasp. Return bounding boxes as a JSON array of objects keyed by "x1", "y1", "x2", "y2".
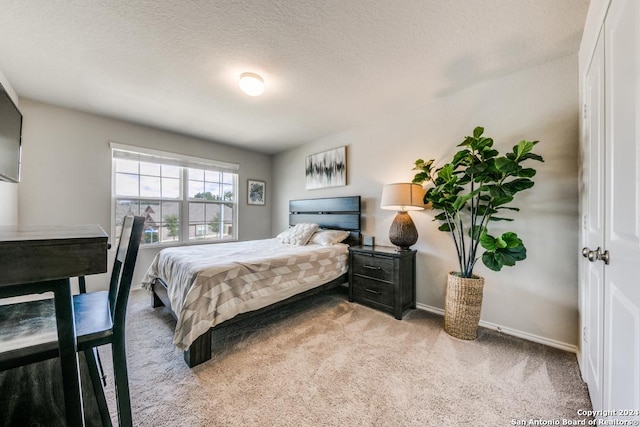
[{"x1": 239, "y1": 72, "x2": 264, "y2": 96}]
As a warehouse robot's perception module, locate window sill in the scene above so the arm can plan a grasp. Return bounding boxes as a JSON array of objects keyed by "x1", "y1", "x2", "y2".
[{"x1": 137, "y1": 238, "x2": 239, "y2": 251}]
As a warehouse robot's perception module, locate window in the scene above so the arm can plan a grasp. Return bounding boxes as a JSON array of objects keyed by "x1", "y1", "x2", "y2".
[{"x1": 111, "y1": 143, "x2": 239, "y2": 246}]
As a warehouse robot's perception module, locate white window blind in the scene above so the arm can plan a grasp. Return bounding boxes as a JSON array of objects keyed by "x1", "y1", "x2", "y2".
[{"x1": 110, "y1": 142, "x2": 239, "y2": 173}]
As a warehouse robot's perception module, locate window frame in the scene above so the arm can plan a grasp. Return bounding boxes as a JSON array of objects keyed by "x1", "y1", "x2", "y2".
[{"x1": 110, "y1": 142, "x2": 240, "y2": 248}]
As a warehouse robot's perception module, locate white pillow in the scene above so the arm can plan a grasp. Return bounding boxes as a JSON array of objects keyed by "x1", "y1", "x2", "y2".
[
  {"x1": 277, "y1": 223, "x2": 319, "y2": 245},
  {"x1": 308, "y1": 229, "x2": 350, "y2": 246}
]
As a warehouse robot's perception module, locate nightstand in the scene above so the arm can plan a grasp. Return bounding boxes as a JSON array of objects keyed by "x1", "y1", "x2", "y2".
[{"x1": 348, "y1": 245, "x2": 416, "y2": 319}]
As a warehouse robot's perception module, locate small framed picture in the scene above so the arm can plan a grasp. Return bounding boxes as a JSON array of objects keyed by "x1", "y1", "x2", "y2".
[{"x1": 247, "y1": 179, "x2": 266, "y2": 205}]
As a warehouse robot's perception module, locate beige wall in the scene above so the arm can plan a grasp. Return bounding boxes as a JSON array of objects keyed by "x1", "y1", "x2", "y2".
[
  {"x1": 18, "y1": 99, "x2": 272, "y2": 290},
  {"x1": 0, "y1": 182, "x2": 18, "y2": 226},
  {"x1": 0, "y1": 69, "x2": 19, "y2": 225},
  {"x1": 272, "y1": 54, "x2": 580, "y2": 348}
]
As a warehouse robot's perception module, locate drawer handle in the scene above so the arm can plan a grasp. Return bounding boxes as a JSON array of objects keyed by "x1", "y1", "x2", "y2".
[
  {"x1": 364, "y1": 287, "x2": 381, "y2": 295},
  {"x1": 363, "y1": 265, "x2": 382, "y2": 270}
]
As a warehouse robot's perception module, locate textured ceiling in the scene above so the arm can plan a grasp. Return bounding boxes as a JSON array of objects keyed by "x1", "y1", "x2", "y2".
[{"x1": 0, "y1": 1, "x2": 589, "y2": 154}]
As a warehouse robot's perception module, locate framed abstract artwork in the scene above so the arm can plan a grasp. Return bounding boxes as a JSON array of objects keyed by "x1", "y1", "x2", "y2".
[
  {"x1": 305, "y1": 146, "x2": 347, "y2": 190},
  {"x1": 247, "y1": 179, "x2": 266, "y2": 205}
]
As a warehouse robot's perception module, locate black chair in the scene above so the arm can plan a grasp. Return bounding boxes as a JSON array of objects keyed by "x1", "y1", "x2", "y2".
[{"x1": 0, "y1": 215, "x2": 144, "y2": 426}]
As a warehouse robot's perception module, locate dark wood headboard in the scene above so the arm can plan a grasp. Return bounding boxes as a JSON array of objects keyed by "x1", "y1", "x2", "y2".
[{"x1": 289, "y1": 196, "x2": 361, "y2": 246}]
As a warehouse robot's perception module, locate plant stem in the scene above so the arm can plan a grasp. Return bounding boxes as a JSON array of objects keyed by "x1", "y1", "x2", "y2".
[
  {"x1": 445, "y1": 209, "x2": 464, "y2": 274},
  {"x1": 470, "y1": 198, "x2": 491, "y2": 271},
  {"x1": 468, "y1": 176, "x2": 476, "y2": 277},
  {"x1": 458, "y1": 213, "x2": 467, "y2": 276}
]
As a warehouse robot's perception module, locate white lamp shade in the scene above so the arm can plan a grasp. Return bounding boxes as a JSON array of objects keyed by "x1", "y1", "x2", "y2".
[
  {"x1": 239, "y1": 72, "x2": 264, "y2": 96},
  {"x1": 380, "y1": 183, "x2": 425, "y2": 211}
]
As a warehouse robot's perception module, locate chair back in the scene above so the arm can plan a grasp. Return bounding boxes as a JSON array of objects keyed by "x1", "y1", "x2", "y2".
[{"x1": 108, "y1": 216, "x2": 144, "y2": 333}]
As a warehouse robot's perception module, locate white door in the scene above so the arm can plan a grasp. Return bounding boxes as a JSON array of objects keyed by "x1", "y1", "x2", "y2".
[
  {"x1": 581, "y1": 29, "x2": 605, "y2": 412},
  {"x1": 603, "y1": 0, "x2": 640, "y2": 416}
]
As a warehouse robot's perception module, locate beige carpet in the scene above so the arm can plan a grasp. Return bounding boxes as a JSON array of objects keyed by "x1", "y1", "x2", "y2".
[{"x1": 98, "y1": 286, "x2": 591, "y2": 426}]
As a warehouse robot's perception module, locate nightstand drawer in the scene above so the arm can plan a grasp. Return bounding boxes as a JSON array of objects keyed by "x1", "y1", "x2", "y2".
[
  {"x1": 351, "y1": 253, "x2": 395, "y2": 282},
  {"x1": 351, "y1": 276, "x2": 394, "y2": 308}
]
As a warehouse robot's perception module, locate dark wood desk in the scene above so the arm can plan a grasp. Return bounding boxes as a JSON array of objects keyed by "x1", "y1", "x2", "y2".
[{"x1": 0, "y1": 224, "x2": 108, "y2": 426}]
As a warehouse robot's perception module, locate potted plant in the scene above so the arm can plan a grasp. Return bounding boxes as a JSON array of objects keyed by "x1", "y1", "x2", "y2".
[{"x1": 412, "y1": 126, "x2": 544, "y2": 339}]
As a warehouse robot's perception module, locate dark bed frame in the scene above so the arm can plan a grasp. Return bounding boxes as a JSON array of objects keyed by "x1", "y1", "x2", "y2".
[{"x1": 150, "y1": 196, "x2": 361, "y2": 368}]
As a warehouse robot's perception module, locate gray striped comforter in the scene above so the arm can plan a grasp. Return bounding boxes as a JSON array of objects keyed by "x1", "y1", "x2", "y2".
[{"x1": 141, "y1": 238, "x2": 348, "y2": 350}]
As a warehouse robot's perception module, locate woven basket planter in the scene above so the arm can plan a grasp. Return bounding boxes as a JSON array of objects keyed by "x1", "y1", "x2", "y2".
[{"x1": 444, "y1": 273, "x2": 485, "y2": 340}]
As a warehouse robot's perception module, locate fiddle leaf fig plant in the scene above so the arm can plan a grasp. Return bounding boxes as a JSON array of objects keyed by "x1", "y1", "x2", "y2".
[{"x1": 412, "y1": 127, "x2": 544, "y2": 278}]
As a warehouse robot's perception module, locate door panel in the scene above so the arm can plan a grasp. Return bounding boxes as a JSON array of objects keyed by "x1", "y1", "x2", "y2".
[
  {"x1": 606, "y1": 286, "x2": 640, "y2": 411},
  {"x1": 585, "y1": 266, "x2": 604, "y2": 406},
  {"x1": 581, "y1": 28, "x2": 605, "y2": 411},
  {"x1": 604, "y1": 0, "x2": 640, "y2": 417}
]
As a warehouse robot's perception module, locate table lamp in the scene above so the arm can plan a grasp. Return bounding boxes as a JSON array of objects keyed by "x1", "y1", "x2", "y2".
[{"x1": 380, "y1": 183, "x2": 425, "y2": 250}]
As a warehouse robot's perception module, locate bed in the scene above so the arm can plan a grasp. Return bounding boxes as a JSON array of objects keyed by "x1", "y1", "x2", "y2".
[{"x1": 143, "y1": 196, "x2": 361, "y2": 367}]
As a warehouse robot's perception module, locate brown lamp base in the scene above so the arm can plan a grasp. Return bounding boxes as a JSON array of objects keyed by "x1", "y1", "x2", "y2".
[{"x1": 389, "y1": 211, "x2": 418, "y2": 250}]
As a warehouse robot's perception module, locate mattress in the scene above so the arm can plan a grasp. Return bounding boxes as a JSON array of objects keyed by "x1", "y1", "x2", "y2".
[{"x1": 141, "y1": 238, "x2": 349, "y2": 350}]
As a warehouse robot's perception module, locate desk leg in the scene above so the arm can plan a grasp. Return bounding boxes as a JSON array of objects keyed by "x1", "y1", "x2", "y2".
[{"x1": 53, "y1": 278, "x2": 85, "y2": 426}]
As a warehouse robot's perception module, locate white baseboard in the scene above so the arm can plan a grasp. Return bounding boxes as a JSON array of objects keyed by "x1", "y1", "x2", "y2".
[{"x1": 416, "y1": 302, "x2": 578, "y2": 354}]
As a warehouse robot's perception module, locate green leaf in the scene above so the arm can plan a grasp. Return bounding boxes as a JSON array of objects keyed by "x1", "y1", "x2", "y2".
[
  {"x1": 488, "y1": 216, "x2": 513, "y2": 221},
  {"x1": 506, "y1": 246, "x2": 527, "y2": 261},
  {"x1": 473, "y1": 137, "x2": 493, "y2": 153},
  {"x1": 501, "y1": 232, "x2": 521, "y2": 248},
  {"x1": 480, "y1": 233, "x2": 497, "y2": 250},
  {"x1": 473, "y1": 127, "x2": 484, "y2": 138},
  {"x1": 496, "y1": 236, "x2": 508, "y2": 249},
  {"x1": 466, "y1": 163, "x2": 489, "y2": 177},
  {"x1": 475, "y1": 204, "x2": 497, "y2": 216},
  {"x1": 495, "y1": 157, "x2": 519, "y2": 174},
  {"x1": 488, "y1": 185, "x2": 505, "y2": 198},
  {"x1": 457, "y1": 173, "x2": 472, "y2": 185},
  {"x1": 469, "y1": 225, "x2": 486, "y2": 240},
  {"x1": 412, "y1": 172, "x2": 428, "y2": 184},
  {"x1": 434, "y1": 212, "x2": 448, "y2": 221},
  {"x1": 513, "y1": 140, "x2": 535, "y2": 161},
  {"x1": 482, "y1": 247, "x2": 521, "y2": 271},
  {"x1": 452, "y1": 195, "x2": 470, "y2": 211},
  {"x1": 518, "y1": 168, "x2": 537, "y2": 178},
  {"x1": 452, "y1": 188, "x2": 481, "y2": 211},
  {"x1": 483, "y1": 149, "x2": 499, "y2": 159},
  {"x1": 482, "y1": 251, "x2": 504, "y2": 271},
  {"x1": 522, "y1": 152, "x2": 544, "y2": 162},
  {"x1": 500, "y1": 252, "x2": 517, "y2": 266},
  {"x1": 458, "y1": 136, "x2": 474, "y2": 147},
  {"x1": 438, "y1": 164, "x2": 454, "y2": 181},
  {"x1": 438, "y1": 223, "x2": 454, "y2": 232},
  {"x1": 492, "y1": 195, "x2": 514, "y2": 207},
  {"x1": 452, "y1": 149, "x2": 471, "y2": 166},
  {"x1": 481, "y1": 138, "x2": 494, "y2": 149},
  {"x1": 502, "y1": 178, "x2": 534, "y2": 195}
]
